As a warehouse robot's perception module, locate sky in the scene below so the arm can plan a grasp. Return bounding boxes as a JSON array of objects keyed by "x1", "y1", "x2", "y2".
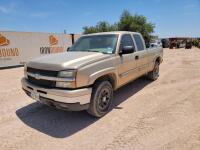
[{"x1": 0, "y1": 0, "x2": 200, "y2": 38}]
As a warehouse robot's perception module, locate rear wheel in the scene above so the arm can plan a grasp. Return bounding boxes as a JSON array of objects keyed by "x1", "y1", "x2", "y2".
[
  {"x1": 147, "y1": 61, "x2": 160, "y2": 80},
  {"x1": 87, "y1": 80, "x2": 113, "y2": 118}
]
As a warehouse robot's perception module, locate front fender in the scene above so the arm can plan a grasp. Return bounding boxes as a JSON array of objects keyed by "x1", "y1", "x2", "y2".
[{"x1": 88, "y1": 67, "x2": 117, "y2": 85}]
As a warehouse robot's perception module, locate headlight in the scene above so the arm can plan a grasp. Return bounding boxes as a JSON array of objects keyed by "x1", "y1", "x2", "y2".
[
  {"x1": 56, "y1": 70, "x2": 77, "y2": 88},
  {"x1": 56, "y1": 81, "x2": 76, "y2": 88},
  {"x1": 57, "y1": 70, "x2": 76, "y2": 78}
]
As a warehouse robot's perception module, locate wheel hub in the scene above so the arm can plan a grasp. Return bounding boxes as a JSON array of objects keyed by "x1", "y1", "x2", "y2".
[
  {"x1": 102, "y1": 96, "x2": 107, "y2": 102},
  {"x1": 98, "y1": 88, "x2": 111, "y2": 111}
]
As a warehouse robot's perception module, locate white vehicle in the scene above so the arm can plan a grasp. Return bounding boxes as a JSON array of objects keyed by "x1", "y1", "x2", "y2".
[{"x1": 150, "y1": 40, "x2": 162, "y2": 48}]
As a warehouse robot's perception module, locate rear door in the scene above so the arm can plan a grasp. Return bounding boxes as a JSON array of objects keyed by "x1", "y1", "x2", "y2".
[{"x1": 133, "y1": 34, "x2": 149, "y2": 76}]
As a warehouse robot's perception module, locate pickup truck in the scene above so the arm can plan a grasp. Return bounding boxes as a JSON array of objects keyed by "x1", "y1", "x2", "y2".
[{"x1": 22, "y1": 31, "x2": 163, "y2": 117}]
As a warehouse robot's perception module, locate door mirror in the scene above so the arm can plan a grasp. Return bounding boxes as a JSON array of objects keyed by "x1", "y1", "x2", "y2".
[
  {"x1": 119, "y1": 46, "x2": 134, "y2": 55},
  {"x1": 67, "y1": 47, "x2": 70, "y2": 51},
  {"x1": 146, "y1": 43, "x2": 150, "y2": 48}
]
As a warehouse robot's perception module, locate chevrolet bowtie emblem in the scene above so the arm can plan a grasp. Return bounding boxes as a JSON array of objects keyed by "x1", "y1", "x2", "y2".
[{"x1": 33, "y1": 74, "x2": 40, "y2": 80}]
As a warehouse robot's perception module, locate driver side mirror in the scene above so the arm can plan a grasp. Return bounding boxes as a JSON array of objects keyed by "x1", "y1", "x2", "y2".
[
  {"x1": 67, "y1": 47, "x2": 70, "y2": 51},
  {"x1": 119, "y1": 46, "x2": 134, "y2": 55}
]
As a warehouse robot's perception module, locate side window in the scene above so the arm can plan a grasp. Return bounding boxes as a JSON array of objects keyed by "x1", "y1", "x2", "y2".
[
  {"x1": 133, "y1": 34, "x2": 145, "y2": 51},
  {"x1": 120, "y1": 34, "x2": 135, "y2": 52}
]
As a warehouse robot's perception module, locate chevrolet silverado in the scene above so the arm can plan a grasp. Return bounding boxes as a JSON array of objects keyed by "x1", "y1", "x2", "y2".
[{"x1": 22, "y1": 31, "x2": 163, "y2": 117}]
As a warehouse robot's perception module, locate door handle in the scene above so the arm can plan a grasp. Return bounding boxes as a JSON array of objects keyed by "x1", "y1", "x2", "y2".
[{"x1": 135, "y1": 55, "x2": 139, "y2": 60}]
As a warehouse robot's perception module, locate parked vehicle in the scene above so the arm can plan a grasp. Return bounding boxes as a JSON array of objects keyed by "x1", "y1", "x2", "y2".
[
  {"x1": 169, "y1": 38, "x2": 192, "y2": 49},
  {"x1": 150, "y1": 41, "x2": 162, "y2": 48},
  {"x1": 161, "y1": 39, "x2": 169, "y2": 48},
  {"x1": 179, "y1": 43, "x2": 186, "y2": 48},
  {"x1": 22, "y1": 31, "x2": 163, "y2": 117},
  {"x1": 169, "y1": 40, "x2": 177, "y2": 49},
  {"x1": 185, "y1": 41, "x2": 192, "y2": 49}
]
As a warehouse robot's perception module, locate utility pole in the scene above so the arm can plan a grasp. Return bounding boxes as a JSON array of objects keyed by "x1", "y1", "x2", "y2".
[{"x1": 64, "y1": 29, "x2": 66, "y2": 34}]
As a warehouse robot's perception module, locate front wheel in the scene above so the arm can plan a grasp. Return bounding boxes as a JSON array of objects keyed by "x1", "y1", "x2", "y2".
[
  {"x1": 87, "y1": 80, "x2": 113, "y2": 118},
  {"x1": 147, "y1": 61, "x2": 160, "y2": 80}
]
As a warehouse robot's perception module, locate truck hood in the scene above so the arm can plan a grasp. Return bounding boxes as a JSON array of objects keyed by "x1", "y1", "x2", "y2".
[{"x1": 27, "y1": 52, "x2": 111, "y2": 71}]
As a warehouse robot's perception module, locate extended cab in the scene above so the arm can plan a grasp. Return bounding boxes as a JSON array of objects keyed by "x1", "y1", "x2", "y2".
[{"x1": 22, "y1": 31, "x2": 163, "y2": 117}]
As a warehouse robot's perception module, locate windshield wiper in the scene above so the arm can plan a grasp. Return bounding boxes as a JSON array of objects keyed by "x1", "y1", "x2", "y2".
[
  {"x1": 69, "y1": 49, "x2": 110, "y2": 54},
  {"x1": 84, "y1": 50, "x2": 109, "y2": 54},
  {"x1": 87, "y1": 50, "x2": 100, "y2": 52}
]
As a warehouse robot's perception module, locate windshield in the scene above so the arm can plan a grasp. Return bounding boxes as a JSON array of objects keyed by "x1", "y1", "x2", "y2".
[{"x1": 69, "y1": 34, "x2": 118, "y2": 54}]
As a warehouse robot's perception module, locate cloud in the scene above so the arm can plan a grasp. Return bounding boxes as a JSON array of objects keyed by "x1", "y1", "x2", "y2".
[
  {"x1": 184, "y1": 3, "x2": 197, "y2": 9},
  {"x1": 0, "y1": 2, "x2": 17, "y2": 14},
  {"x1": 183, "y1": 1, "x2": 200, "y2": 15},
  {"x1": 0, "y1": 1, "x2": 53, "y2": 19},
  {"x1": 30, "y1": 12, "x2": 52, "y2": 18},
  {"x1": 83, "y1": 11, "x2": 93, "y2": 17}
]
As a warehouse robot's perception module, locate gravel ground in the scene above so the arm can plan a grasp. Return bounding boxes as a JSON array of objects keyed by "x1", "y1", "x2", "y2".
[{"x1": 0, "y1": 48, "x2": 200, "y2": 150}]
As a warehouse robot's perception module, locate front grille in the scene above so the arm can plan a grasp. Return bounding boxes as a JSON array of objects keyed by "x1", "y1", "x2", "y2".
[
  {"x1": 26, "y1": 67, "x2": 58, "y2": 88},
  {"x1": 28, "y1": 76, "x2": 56, "y2": 88},
  {"x1": 27, "y1": 67, "x2": 58, "y2": 77}
]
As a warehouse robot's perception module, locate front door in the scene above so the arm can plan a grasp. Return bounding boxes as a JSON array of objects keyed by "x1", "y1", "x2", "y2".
[{"x1": 117, "y1": 34, "x2": 138, "y2": 87}]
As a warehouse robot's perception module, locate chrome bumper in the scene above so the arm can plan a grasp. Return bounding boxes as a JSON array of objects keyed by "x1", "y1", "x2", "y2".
[{"x1": 21, "y1": 78, "x2": 92, "y2": 106}]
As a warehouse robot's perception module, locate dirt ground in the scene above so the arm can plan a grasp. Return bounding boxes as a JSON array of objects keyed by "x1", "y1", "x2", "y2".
[{"x1": 0, "y1": 48, "x2": 200, "y2": 150}]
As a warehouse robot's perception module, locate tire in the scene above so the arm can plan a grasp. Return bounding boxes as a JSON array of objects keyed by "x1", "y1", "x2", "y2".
[
  {"x1": 87, "y1": 80, "x2": 113, "y2": 118},
  {"x1": 147, "y1": 61, "x2": 160, "y2": 81}
]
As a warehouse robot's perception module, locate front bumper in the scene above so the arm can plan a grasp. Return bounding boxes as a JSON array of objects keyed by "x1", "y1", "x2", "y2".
[{"x1": 21, "y1": 78, "x2": 92, "y2": 111}]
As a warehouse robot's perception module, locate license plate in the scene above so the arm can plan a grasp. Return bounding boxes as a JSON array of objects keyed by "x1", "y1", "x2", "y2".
[{"x1": 31, "y1": 91, "x2": 40, "y2": 101}]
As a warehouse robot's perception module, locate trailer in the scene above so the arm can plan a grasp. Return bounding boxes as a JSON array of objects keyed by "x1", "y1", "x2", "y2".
[
  {"x1": 168, "y1": 37, "x2": 191, "y2": 49},
  {"x1": 0, "y1": 31, "x2": 81, "y2": 68}
]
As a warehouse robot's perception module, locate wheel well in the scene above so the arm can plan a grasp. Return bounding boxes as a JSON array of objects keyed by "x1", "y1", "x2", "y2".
[
  {"x1": 93, "y1": 74, "x2": 116, "y2": 89},
  {"x1": 155, "y1": 57, "x2": 161, "y2": 64}
]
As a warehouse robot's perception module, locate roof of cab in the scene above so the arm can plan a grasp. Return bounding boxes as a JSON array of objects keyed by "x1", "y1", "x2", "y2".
[{"x1": 82, "y1": 31, "x2": 140, "y2": 36}]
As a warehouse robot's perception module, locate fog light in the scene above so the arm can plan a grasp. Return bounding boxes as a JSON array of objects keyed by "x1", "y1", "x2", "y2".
[{"x1": 56, "y1": 81, "x2": 75, "y2": 88}]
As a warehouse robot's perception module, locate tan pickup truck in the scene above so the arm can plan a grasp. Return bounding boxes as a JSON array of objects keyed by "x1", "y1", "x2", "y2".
[{"x1": 22, "y1": 31, "x2": 163, "y2": 117}]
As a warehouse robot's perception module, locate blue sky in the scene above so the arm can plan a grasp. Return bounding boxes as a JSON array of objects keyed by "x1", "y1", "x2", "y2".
[{"x1": 0, "y1": 0, "x2": 200, "y2": 38}]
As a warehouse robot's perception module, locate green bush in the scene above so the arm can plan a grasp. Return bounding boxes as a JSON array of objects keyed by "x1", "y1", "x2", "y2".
[{"x1": 192, "y1": 39, "x2": 200, "y2": 48}]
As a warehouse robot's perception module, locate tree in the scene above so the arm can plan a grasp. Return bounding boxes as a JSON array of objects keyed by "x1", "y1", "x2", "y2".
[
  {"x1": 118, "y1": 10, "x2": 155, "y2": 44},
  {"x1": 192, "y1": 39, "x2": 200, "y2": 48},
  {"x1": 82, "y1": 10, "x2": 155, "y2": 43},
  {"x1": 83, "y1": 21, "x2": 117, "y2": 34}
]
